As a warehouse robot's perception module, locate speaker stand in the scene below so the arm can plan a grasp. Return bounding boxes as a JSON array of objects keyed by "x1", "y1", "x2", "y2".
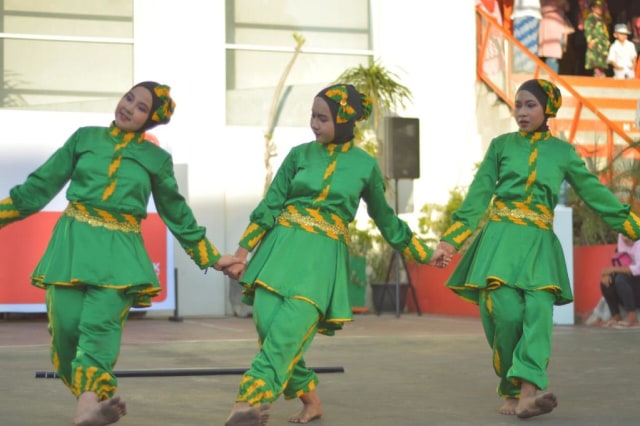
[{"x1": 373, "y1": 251, "x2": 422, "y2": 317}]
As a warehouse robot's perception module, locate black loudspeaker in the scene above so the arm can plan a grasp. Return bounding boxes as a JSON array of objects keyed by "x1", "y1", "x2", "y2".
[{"x1": 382, "y1": 116, "x2": 420, "y2": 179}]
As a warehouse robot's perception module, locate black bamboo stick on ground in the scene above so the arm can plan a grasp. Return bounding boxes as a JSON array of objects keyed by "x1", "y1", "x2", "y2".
[{"x1": 35, "y1": 366, "x2": 344, "y2": 379}]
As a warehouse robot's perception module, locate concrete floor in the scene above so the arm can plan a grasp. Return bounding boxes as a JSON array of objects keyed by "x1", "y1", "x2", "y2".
[{"x1": 1, "y1": 312, "x2": 638, "y2": 426}]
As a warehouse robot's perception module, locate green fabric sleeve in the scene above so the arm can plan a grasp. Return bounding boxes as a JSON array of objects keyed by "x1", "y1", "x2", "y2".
[
  {"x1": 151, "y1": 154, "x2": 221, "y2": 268},
  {"x1": 363, "y1": 162, "x2": 432, "y2": 263},
  {"x1": 442, "y1": 138, "x2": 499, "y2": 250},
  {"x1": 9, "y1": 131, "x2": 78, "y2": 218},
  {"x1": 0, "y1": 197, "x2": 22, "y2": 229},
  {"x1": 239, "y1": 148, "x2": 298, "y2": 251},
  {"x1": 564, "y1": 146, "x2": 640, "y2": 240}
]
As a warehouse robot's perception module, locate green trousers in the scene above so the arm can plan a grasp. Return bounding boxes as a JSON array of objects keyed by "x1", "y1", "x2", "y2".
[
  {"x1": 46, "y1": 285, "x2": 133, "y2": 400},
  {"x1": 478, "y1": 285, "x2": 555, "y2": 398},
  {"x1": 236, "y1": 286, "x2": 320, "y2": 404}
]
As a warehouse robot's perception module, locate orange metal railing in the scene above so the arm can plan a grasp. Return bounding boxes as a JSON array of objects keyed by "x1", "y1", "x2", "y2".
[{"x1": 475, "y1": 6, "x2": 636, "y2": 171}]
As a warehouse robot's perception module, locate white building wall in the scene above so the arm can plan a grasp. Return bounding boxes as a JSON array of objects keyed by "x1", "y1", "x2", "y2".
[
  {"x1": 134, "y1": 0, "x2": 230, "y2": 316},
  {"x1": 373, "y1": 0, "x2": 481, "y2": 210}
]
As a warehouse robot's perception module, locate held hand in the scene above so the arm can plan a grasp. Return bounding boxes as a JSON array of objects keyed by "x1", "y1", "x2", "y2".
[
  {"x1": 213, "y1": 254, "x2": 245, "y2": 271},
  {"x1": 429, "y1": 241, "x2": 456, "y2": 268},
  {"x1": 429, "y1": 249, "x2": 451, "y2": 268},
  {"x1": 601, "y1": 273, "x2": 612, "y2": 287},
  {"x1": 224, "y1": 262, "x2": 247, "y2": 281}
]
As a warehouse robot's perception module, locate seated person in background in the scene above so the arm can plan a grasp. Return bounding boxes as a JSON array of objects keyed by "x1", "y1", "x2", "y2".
[{"x1": 599, "y1": 233, "x2": 640, "y2": 328}]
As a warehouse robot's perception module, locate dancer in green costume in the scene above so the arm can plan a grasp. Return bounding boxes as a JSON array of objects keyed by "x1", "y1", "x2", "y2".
[
  {"x1": 223, "y1": 84, "x2": 436, "y2": 425},
  {"x1": 432, "y1": 79, "x2": 640, "y2": 419},
  {"x1": 0, "y1": 82, "x2": 241, "y2": 426}
]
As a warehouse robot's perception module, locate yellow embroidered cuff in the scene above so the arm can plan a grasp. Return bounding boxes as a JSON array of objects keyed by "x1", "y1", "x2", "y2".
[
  {"x1": 621, "y1": 211, "x2": 640, "y2": 241},
  {"x1": 401, "y1": 234, "x2": 433, "y2": 264},
  {"x1": 184, "y1": 238, "x2": 221, "y2": 269},
  {"x1": 441, "y1": 220, "x2": 474, "y2": 250},
  {"x1": 0, "y1": 197, "x2": 22, "y2": 229},
  {"x1": 239, "y1": 222, "x2": 267, "y2": 251}
]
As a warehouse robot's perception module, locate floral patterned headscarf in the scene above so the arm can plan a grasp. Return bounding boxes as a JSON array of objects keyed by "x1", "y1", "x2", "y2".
[
  {"x1": 133, "y1": 81, "x2": 176, "y2": 132},
  {"x1": 316, "y1": 84, "x2": 373, "y2": 144}
]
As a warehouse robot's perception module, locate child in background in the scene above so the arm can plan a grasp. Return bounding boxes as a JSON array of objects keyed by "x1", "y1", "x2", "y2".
[
  {"x1": 0, "y1": 81, "x2": 241, "y2": 426},
  {"x1": 223, "y1": 83, "x2": 436, "y2": 425},
  {"x1": 432, "y1": 79, "x2": 640, "y2": 419},
  {"x1": 607, "y1": 23, "x2": 638, "y2": 79}
]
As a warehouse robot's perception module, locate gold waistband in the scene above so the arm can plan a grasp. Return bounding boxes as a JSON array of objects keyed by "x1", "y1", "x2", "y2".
[
  {"x1": 490, "y1": 206, "x2": 553, "y2": 226},
  {"x1": 64, "y1": 205, "x2": 141, "y2": 233},
  {"x1": 278, "y1": 210, "x2": 348, "y2": 236}
]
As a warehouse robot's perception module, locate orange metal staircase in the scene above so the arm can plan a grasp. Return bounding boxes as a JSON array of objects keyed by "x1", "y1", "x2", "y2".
[{"x1": 475, "y1": 6, "x2": 640, "y2": 171}]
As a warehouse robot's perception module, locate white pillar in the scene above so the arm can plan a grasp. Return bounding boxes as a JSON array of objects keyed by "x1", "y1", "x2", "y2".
[{"x1": 553, "y1": 205, "x2": 574, "y2": 325}]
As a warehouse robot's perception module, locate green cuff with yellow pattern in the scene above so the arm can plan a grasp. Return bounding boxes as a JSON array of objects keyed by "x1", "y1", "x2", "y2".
[
  {"x1": 440, "y1": 220, "x2": 474, "y2": 251},
  {"x1": 401, "y1": 234, "x2": 433, "y2": 264},
  {"x1": 0, "y1": 197, "x2": 22, "y2": 230},
  {"x1": 184, "y1": 238, "x2": 221, "y2": 269},
  {"x1": 621, "y1": 211, "x2": 640, "y2": 241},
  {"x1": 239, "y1": 222, "x2": 267, "y2": 251}
]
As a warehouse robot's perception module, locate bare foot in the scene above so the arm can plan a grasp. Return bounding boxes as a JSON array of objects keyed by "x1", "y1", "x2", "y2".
[
  {"x1": 498, "y1": 397, "x2": 518, "y2": 415},
  {"x1": 225, "y1": 402, "x2": 270, "y2": 426},
  {"x1": 289, "y1": 390, "x2": 322, "y2": 424},
  {"x1": 516, "y1": 391, "x2": 558, "y2": 419},
  {"x1": 74, "y1": 392, "x2": 127, "y2": 426}
]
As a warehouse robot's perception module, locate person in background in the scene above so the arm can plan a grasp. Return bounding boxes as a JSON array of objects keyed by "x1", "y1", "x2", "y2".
[
  {"x1": 607, "y1": 23, "x2": 638, "y2": 78},
  {"x1": 0, "y1": 81, "x2": 241, "y2": 426},
  {"x1": 584, "y1": 0, "x2": 612, "y2": 77},
  {"x1": 539, "y1": 0, "x2": 575, "y2": 73},
  {"x1": 599, "y1": 234, "x2": 640, "y2": 328},
  {"x1": 431, "y1": 79, "x2": 640, "y2": 419},
  {"x1": 222, "y1": 83, "x2": 436, "y2": 425},
  {"x1": 576, "y1": 0, "x2": 611, "y2": 32},
  {"x1": 512, "y1": 0, "x2": 542, "y2": 72}
]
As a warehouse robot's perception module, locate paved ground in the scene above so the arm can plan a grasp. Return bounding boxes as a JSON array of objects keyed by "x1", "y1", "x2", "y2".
[{"x1": 1, "y1": 312, "x2": 638, "y2": 426}]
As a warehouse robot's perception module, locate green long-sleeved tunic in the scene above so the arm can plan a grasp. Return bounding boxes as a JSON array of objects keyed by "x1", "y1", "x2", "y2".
[
  {"x1": 441, "y1": 131, "x2": 640, "y2": 305},
  {"x1": 238, "y1": 140, "x2": 432, "y2": 333},
  {"x1": 0, "y1": 123, "x2": 220, "y2": 306}
]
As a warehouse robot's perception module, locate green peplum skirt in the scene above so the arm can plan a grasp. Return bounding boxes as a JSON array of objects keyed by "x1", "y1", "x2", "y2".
[
  {"x1": 31, "y1": 213, "x2": 161, "y2": 307},
  {"x1": 446, "y1": 220, "x2": 574, "y2": 306},
  {"x1": 240, "y1": 225, "x2": 353, "y2": 335}
]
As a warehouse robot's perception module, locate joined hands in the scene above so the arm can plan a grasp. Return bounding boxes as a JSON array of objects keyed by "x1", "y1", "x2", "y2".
[
  {"x1": 213, "y1": 247, "x2": 249, "y2": 280},
  {"x1": 429, "y1": 241, "x2": 456, "y2": 268},
  {"x1": 213, "y1": 254, "x2": 246, "y2": 277}
]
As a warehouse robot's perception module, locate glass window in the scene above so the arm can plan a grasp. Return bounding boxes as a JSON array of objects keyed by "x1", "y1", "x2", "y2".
[
  {"x1": 226, "y1": 0, "x2": 372, "y2": 126},
  {"x1": 0, "y1": 0, "x2": 133, "y2": 112}
]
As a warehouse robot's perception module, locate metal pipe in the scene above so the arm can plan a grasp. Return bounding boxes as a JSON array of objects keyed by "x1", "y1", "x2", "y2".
[{"x1": 35, "y1": 366, "x2": 344, "y2": 379}]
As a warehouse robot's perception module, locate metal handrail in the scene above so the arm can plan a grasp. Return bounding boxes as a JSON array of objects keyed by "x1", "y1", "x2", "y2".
[{"x1": 475, "y1": 6, "x2": 635, "y2": 172}]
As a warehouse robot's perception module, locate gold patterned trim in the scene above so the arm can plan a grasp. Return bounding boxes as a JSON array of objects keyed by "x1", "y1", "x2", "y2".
[
  {"x1": 64, "y1": 205, "x2": 141, "y2": 233},
  {"x1": 490, "y1": 207, "x2": 553, "y2": 227},
  {"x1": 278, "y1": 210, "x2": 347, "y2": 236}
]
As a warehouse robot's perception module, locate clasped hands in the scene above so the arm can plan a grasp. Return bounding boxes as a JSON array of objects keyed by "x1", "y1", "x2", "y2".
[
  {"x1": 429, "y1": 241, "x2": 456, "y2": 269},
  {"x1": 212, "y1": 247, "x2": 249, "y2": 280}
]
